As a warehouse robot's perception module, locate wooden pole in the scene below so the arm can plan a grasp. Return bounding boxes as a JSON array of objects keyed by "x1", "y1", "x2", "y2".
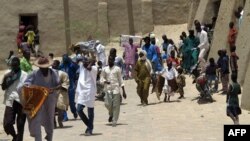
[
  {"x1": 127, "y1": 0, "x2": 135, "y2": 35},
  {"x1": 63, "y1": 0, "x2": 71, "y2": 54}
]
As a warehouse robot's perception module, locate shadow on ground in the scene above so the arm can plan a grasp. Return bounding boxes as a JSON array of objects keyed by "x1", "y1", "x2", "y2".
[
  {"x1": 80, "y1": 133, "x2": 103, "y2": 136},
  {"x1": 55, "y1": 125, "x2": 73, "y2": 129},
  {"x1": 191, "y1": 96, "x2": 216, "y2": 104},
  {"x1": 105, "y1": 123, "x2": 128, "y2": 126}
]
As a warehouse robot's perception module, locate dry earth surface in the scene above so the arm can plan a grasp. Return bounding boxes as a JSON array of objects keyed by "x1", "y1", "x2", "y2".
[{"x1": 0, "y1": 24, "x2": 250, "y2": 141}]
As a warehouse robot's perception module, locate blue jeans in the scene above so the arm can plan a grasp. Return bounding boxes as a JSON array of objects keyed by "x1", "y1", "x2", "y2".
[
  {"x1": 77, "y1": 104, "x2": 94, "y2": 132},
  {"x1": 69, "y1": 84, "x2": 77, "y2": 112},
  {"x1": 63, "y1": 84, "x2": 77, "y2": 120}
]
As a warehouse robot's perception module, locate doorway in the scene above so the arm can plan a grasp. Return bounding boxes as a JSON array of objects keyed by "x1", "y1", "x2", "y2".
[{"x1": 19, "y1": 13, "x2": 38, "y2": 30}]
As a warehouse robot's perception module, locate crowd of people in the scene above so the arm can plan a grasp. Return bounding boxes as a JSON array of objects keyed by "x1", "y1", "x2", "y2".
[
  {"x1": 1, "y1": 15, "x2": 243, "y2": 141},
  {"x1": 16, "y1": 22, "x2": 40, "y2": 57}
]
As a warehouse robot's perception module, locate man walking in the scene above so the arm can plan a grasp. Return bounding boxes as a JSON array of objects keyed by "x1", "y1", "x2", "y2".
[
  {"x1": 60, "y1": 54, "x2": 79, "y2": 120},
  {"x1": 122, "y1": 37, "x2": 140, "y2": 79},
  {"x1": 196, "y1": 25, "x2": 210, "y2": 72},
  {"x1": 134, "y1": 50, "x2": 152, "y2": 105},
  {"x1": 75, "y1": 57, "x2": 97, "y2": 135},
  {"x1": 24, "y1": 56, "x2": 60, "y2": 141},
  {"x1": 102, "y1": 56, "x2": 127, "y2": 127},
  {"x1": 1, "y1": 57, "x2": 27, "y2": 141}
]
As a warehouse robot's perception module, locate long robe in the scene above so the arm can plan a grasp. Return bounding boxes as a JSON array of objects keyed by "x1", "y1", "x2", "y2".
[
  {"x1": 75, "y1": 65, "x2": 97, "y2": 108},
  {"x1": 134, "y1": 59, "x2": 152, "y2": 104},
  {"x1": 182, "y1": 36, "x2": 199, "y2": 71},
  {"x1": 24, "y1": 69, "x2": 60, "y2": 141}
]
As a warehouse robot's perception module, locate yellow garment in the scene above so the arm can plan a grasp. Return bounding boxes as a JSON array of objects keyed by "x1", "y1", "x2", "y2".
[{"x1": 25, "y1": 31, "x2": 35, "y2": 45}]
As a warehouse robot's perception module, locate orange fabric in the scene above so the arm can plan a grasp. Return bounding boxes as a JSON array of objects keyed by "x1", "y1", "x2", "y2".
[{"x1": 22, "y1": 85, "x2": 49, "y2": 118}]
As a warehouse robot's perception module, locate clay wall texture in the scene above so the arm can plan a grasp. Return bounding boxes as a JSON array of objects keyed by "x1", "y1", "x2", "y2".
[
  {"x1": 0, "y1": 0, "x2": 199, "y2": 70},
  {"x1": 152, "y1": 0, "x2": 189, "y2": 25},
  {"x1": 0, "y1": 0, "x2": 65, "y2": 69},
  {"x1": 235, "y1": 0, "x2": 250, "y2": 110}
]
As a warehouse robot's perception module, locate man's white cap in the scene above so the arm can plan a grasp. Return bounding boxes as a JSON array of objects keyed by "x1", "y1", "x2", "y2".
[
  {"x1": 150, "y1": 33, "x2": 155, "y2": 38},
  {"x1": 96, "y1": 40, "x2": 100, "y2": 44}
]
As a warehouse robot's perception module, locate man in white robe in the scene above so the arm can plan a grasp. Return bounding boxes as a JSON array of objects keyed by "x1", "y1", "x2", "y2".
[
  {"x1": 196, "y1": 25, "x2": 210, "y2": 72},
  {"x1": 75, "y1": 57, "x2": 97, "y2": 135},
  {"x1": 95, "y1": 40, "x2": 106, "y2": 66}
]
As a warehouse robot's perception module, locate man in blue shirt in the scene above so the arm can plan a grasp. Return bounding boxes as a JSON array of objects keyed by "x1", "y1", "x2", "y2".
[
  {"x1": 142, "y1": 36, "x2": 162, "y2": 72},
  {"x1": 60, "y1": 54, "x2": 79, "y2": 120}
]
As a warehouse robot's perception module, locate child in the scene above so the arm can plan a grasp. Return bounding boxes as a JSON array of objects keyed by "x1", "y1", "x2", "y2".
[
  {"x1": 161, "y1": 60, "x2": 178, "y2": 102},
  {"x1": 25, "y1": 27, "x2": 36, "y2": 52},
  {"x1": 168, "y1": 50, "x2": 180, "y2": 68},
  {"x1": 176, "y1": 67, "x2": 186, "y2": 99},
  {"x1": 230, "y1": 45, "x2": 239, "y2": 78},
  {"x1": 226, "y1": 74, "x2": 241, "y2": 125},
  {"x1": 206, "y1": 58, "x2": 218, "y2": 93}
]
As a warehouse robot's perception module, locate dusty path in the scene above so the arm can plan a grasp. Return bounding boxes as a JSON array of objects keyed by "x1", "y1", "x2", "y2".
[
  {"x1": 0, "y1": 24, "x2": 249, "y2": 141},
  {"x1": 0, "y1": 70, "x2": 250, "y2": 141}
]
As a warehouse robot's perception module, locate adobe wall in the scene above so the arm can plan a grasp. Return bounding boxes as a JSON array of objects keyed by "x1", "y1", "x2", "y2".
[
  {"x1": 141, "y1": 0, "x2": 154, "y2": 34},
  {"x1": 208, "y1": 0, "x2": 242, "y2": 60},
  {"x1": 193, "y1": 0, "x2": 210, "y2": 26},
  {"x1": 108, "y1": 0, "x2": 130, "y2": 37},
  {"x1": 187, "y1": 0, "x2": 200, "y2": 30},
  {"x1": 132, "y1": 0, "x2": 143, "y2": 34},
  {"x1": 97, "y1": 1, "x2": 109, "y2": 44},
  {"x1": 152, "y1": 0, "x2": 189, "y2": 25},
  {"x1": 236, "y1": 0, "x2": 250, "y2": 110},
  {"x1": 242, "y1": 62, "x2": 250, "y2": 111},
  {"x1": 0, "y1": 0, "x2": 66, "y2": 70},
  {"x1": 236, "y1": 0, "x2": 249, "y2": 86},
  {"x1": 0, "y1": 0, "x2": 191, "y2": 69},
  {"x1": 69, "y1": 0, "x2": 99, "y2": 43},
  {"x1": 191, "y1": 0, "x2": 221, "y2": 30}
]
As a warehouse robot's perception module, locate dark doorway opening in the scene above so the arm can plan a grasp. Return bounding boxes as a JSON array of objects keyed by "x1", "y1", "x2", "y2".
[
  {"x1": 213, "y1": 0, "x2": 221, "y2": 18},
  {"x1": 19, "y1": 14, "x2": 38, "y2": 30}
]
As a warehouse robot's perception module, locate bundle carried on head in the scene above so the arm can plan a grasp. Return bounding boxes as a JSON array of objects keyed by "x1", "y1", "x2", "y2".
[{"x1": 70, "y1": 40, "x2": 97, "y2": 53}]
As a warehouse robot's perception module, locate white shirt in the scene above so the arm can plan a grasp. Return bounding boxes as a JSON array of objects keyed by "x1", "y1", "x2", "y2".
[
  {"x1": 178, "y1": 40, "x2": 184, "y2": 49},
  {"x1": 101, "y1": 66, "x2": 124, "y2": 94},
  {"x1": 167, "y1": 44, "x2": 175, "y2": 57},
  {"x1": 75, "y1": 65, "x2": 97, "y2": 108},
  {"x1": 197, "y1": 30, "x2": 209, "y2": 50},
  {"x1": 96, "y1": 44, "x2": 106, "y2": 66},
  {"x1": 161, "y1": 67, "x2": 178, "y2": 81},
  {"x1": 3, "y1": 70, "x2": 27, "y2": 107}
]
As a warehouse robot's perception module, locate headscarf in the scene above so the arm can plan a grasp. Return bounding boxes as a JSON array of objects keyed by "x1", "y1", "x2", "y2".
[
  {"x1": 139, "y1": 50, "x2": 152, "y2": 74},
  {"x1": 139, "y1": 50, "x2": 147, "y2": 61}
]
